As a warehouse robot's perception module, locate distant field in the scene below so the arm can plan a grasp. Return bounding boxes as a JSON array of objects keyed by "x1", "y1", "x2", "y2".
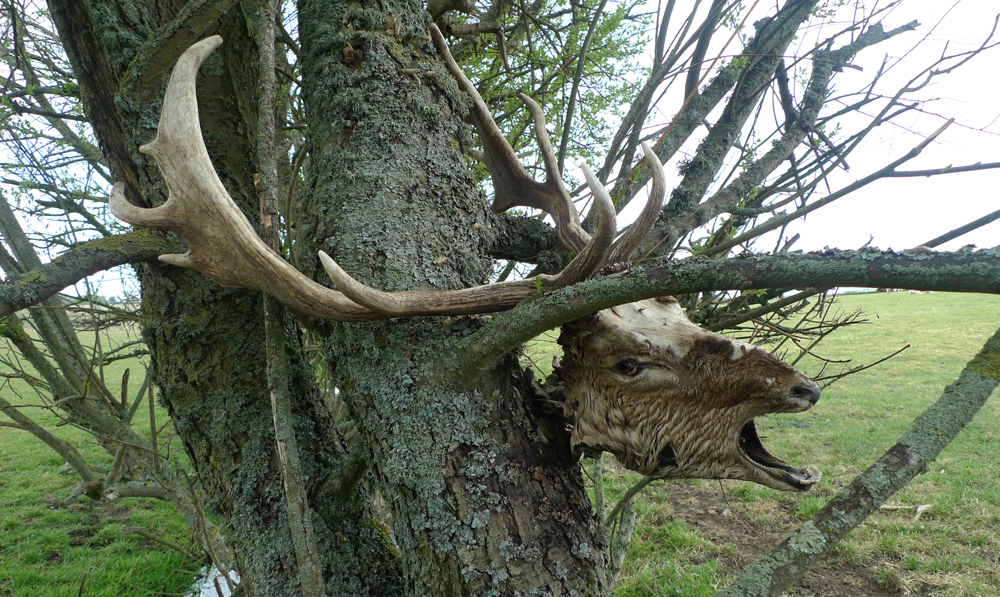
[
  {"x1": 526, "y1": 291, "x2": 1000, "y2": 596},
  {"x1": 0, "y1": 325, "x2": 198, "y2": 597}
]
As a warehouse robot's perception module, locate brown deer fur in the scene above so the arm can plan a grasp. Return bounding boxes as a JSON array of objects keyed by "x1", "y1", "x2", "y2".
[{"x1": 557, "y1": 297, "x2": 822, "y2": 491}]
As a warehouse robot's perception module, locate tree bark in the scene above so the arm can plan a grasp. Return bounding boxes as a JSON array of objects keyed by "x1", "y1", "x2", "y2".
[{"x1": 296, "y1": 0, "x2": 612, "y2": 594}]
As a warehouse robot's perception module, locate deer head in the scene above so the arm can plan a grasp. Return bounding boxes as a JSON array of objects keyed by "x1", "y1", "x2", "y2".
[
  {"x1": 109, "y1": 28, "x2": 821, "y2": 492},
  {"x1": 558, "y1": 297, "x2": 821, "y2": 491}
]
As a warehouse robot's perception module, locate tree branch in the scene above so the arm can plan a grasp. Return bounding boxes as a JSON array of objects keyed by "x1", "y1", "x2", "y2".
[
  {"x1": 0, "y1": 229, "x2": 182, "y2": 317},
  {"x1": 920, "y1": 206, "x2": 1000, "y2": 248},
  {"x1": 651, "y1": 20, "x2": 920, "y2": 256},
  {"x1": 121, "y1": 525, "x2": 196, "y2": 559},
  {"x1": 455, "y1": 247, "x2": 1000, "y2": 381},
  {"x1": 614, "y1": 0, "x2": 819, "y2": 210},
  {"x1": 556, "y1": 0, "x2": 608, "y2": 174},
  {"x1": 0, "y1": 394, "x2": 99, "y2": 490},
  {"x1": 488, "y1": 214, "x2": 561, "y2": 265},
  {"x1": 696, "y1": 120, "x2": 966, "y2": 258},
  {"x1": 258, "y1": 4, "x2": 327, "y2": 593},
  {"x1": 46, "y1": 0, "x2": 143, "y2": 204},
  {"x1": 118, "y1": 0, "x2": 241, "y2": 103},
  {"x1": 6, "y1": 100, "x2": 89, "y2": 122}
]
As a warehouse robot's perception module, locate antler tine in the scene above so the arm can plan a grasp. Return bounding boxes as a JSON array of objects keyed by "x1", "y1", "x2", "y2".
[
  {"x1": 319, "y1": 160, "x2": 616, "y2": 313},
  {"x1": 565, "y1": 162, "x2": 616, "y2": 281},
  {"x1": 429, "y1": 24, "x2": 590, "y2": 254},
  {"x1": 109, "y1": 36, "x2": 375, "y2": 322},
  {"x1": 603, "y1": 142, "x2": 666, "y2": 265}
]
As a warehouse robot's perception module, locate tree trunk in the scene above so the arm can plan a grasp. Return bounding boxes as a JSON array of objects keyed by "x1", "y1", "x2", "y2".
[
  {"x1": 49, "y1": 1, "x2": 403, "y2": 594},
  {"x1": 296, "y1": 0, "x2": 611, "y2": 594},
  {"x1": 50, "y1": 0, "x2": 610, "y2": 594}
]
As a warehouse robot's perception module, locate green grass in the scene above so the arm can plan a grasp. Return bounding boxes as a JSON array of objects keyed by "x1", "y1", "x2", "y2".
[
  {"x1": 1, "y1": 325, "x2": 201, "y2": 597},
  {"x1": 4, "y1": 292, "x2": 1000, "y2": 595},
  {"x1": 525, "y1": 291, "x2": 1000, "y2": 596}
]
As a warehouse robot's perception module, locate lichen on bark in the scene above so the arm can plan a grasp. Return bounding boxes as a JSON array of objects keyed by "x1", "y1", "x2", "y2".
[{"x1": 296, "y1": 0, "x2": 612, "y2": 593}]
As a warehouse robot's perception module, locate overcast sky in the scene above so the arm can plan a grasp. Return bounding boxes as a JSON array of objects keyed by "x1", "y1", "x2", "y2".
[
  {"x1": 789, "y1": 0, "x2": 1000, "y2": 252},
  {"x1": 60, "y1": 1, "x2": 1000, "y2": 299},
  {"x1": 621, "y1": 0, "x2": 1000, "y2": 254}
]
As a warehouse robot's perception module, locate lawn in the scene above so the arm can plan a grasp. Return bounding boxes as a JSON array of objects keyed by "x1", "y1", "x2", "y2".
[
  {"x1": 1, "y1": 323, "x2": 200, "y2": 597},
  {"x1": 3, "y1": 291, "x2": 999, "y2": 596},
  {"x1": 525, "y1": 290, "x2": 1000, "y2": 596}
]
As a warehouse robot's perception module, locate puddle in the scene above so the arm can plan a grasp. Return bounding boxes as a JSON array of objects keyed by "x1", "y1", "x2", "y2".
[{"x1": 187, "y1": 565, "x2": 239, "y2": 596}]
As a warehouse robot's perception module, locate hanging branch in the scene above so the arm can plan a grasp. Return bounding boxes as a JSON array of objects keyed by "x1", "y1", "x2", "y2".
[{"x1": 256, "y1": 1, "x2": 326, "y2": 594}]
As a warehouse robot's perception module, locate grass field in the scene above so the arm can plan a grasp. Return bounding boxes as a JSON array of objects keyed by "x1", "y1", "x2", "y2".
[
  {"x1": 3, "y1": 291, "x2": 999, "y2": 596},
  {"x1": 0, "y1": 324, "x2": 200, "y2": 597},
  {"x1": 525, "y1": 290, "x2": 1000, "y2": 596}
]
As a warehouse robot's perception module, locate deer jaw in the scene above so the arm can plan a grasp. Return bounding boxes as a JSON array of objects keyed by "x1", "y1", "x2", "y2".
[{"x1": 558, "y1": 297, "x2": 822, "y2": 492}]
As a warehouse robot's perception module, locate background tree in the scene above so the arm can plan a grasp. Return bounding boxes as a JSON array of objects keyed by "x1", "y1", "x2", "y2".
[{"x1": 1, "y1": 0, "x2": 999, "y2": 596}]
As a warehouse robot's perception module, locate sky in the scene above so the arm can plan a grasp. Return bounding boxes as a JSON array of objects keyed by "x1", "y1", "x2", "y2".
[
  {"x1": 786, "y1": 0, "x2": 1000, "y2": 253},
  {"x1": 617, "y1": 0, "x2": 1000, "y2": 254},
  {"x1": 16, "y1": 0, "x2": 1000, "y2": 301}
]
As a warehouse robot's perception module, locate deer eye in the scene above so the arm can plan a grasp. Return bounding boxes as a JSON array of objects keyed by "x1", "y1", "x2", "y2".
[{"x1": 613, "y1": 358, "x2": 642, "y2": 376}]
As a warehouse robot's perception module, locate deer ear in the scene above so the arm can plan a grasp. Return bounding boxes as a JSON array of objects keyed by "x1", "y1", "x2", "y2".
[{"x1": 654, "y1": 444, "x2": 678, "y2": 475}]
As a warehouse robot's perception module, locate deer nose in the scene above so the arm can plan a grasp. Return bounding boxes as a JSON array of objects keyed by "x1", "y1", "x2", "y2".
[{"x1": 790, "y1": 382, "x2": 821, "y2": 406}]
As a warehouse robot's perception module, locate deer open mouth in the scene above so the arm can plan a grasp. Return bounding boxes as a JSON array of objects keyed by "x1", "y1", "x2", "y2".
[{"x1": 739, "y1": 421, "x2": 821, "y2": 491}]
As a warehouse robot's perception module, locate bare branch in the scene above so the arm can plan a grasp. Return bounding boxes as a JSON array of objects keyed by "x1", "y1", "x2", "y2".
[
  {"x1": 0, "y1": 394, "x2": 98, "y2": 489},
  {"x1": 457, "y1": 247, "x2": 1000, "y2": 378},
  {"x1": 0, "y1": 229, "x2": 181, "y2": 317},
  {"x1": 556, "y1": 0, "x2": 609, "y2": 174},
  {"x1": 697, "y1": 119, "x2": 958, "y2": 258},
  {"x1": 920, "y1": 206, "x2": 1000, "y2": 248},
  {"x1": 121, "y1": 526, "x2": 196, "y2": 559}
]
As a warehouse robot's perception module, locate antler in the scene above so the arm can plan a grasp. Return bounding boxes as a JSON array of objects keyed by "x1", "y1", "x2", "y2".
[
  {"x1": 429, "y1": 25, "x2": 665, "y2": 264},
  {"x1": 604, "y1": 141, "x2": 664, "y2": 265},
  {"x1": 109, "y1": 37, "x2": 370, "y2": 321},
  {"x1": 110, "y1": 35, "x2": 662, "y2": 321},
  {"x1": 429, "y1": 25, "x2": 592, "y2": 253}
]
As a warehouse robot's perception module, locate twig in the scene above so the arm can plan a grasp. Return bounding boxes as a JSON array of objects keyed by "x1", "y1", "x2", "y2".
[
  {"x1": 606, "y1": 475, "x2": 654, "y2": 526},
  {"x1": 149, "y1": 383, "x2": 160, "y2": 475},
  {"x1": 699, "y1": 119, "x2": 957, "y2": 258},
  {"x1": 880, "y1": 504, "x2": 933, "y2": 520},
  {"x1": 718, "y1": 480, "x2": 755, "y2": 534},
  {"x1": 707, "y1": 288, "x2": 826, "y2": 332},
  {"x1": 815, "y1": 344, "x2": 909, "y2": 384},
  {"x1": 556, "y1": 0, "x2": 609, "y2": 174},
  {"x1": 77, "y1": 572, "x2": 87, "y2": 597},
  {"x1": 105, "y1": 443, "x2": 128, "y2": 487},
  {"x1": 753, "y1": 319, "x2": 851, "y2": 364},
  {"x1": 121, "y1": 525, "x2": 196, "y2": 559},
  {"x1": 182, "y1": 470, "x2": 235, "y2": 594},
  {"x1": 919, "y1": 206, "x2": 1000, "y2": 249}
]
